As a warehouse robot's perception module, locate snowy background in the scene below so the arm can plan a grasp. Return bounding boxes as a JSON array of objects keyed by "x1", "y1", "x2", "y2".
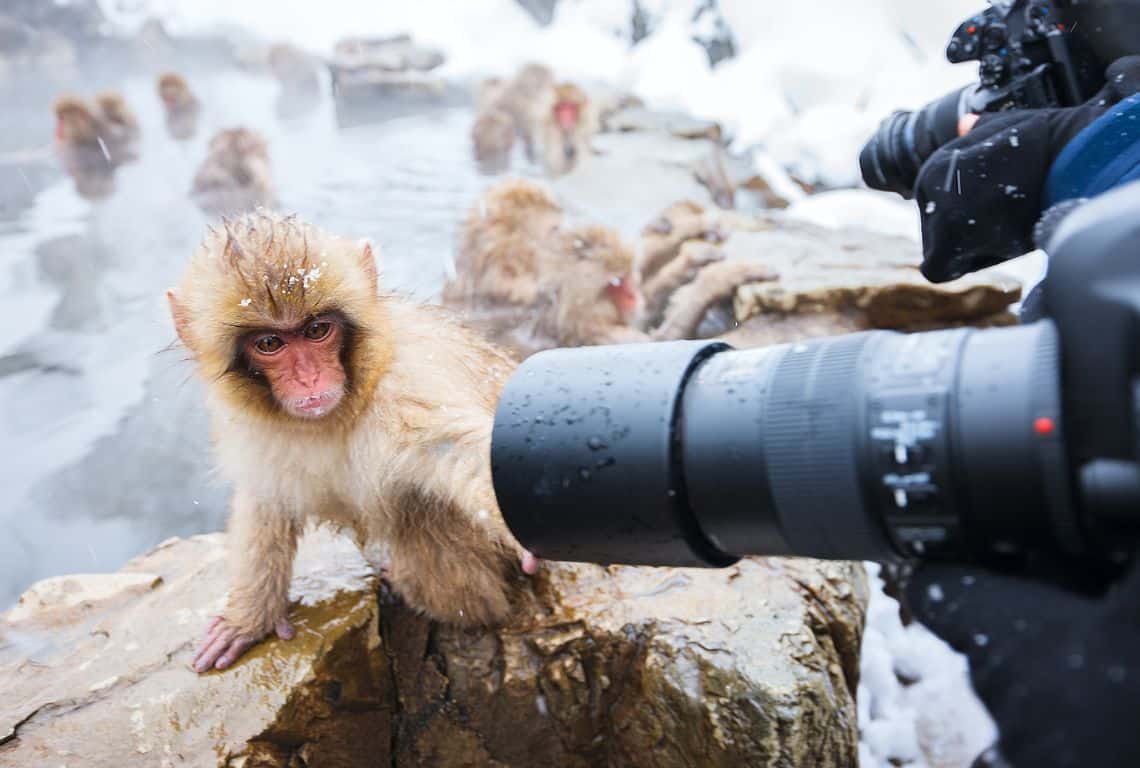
[{"x1": 99, "y1": 0, "x2": 980, "y2": 188}]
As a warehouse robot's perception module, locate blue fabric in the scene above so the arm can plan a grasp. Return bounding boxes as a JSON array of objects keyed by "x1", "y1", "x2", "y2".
[{"x1": 1044, "y1": 93, "x2": 1140, "y2": 207}]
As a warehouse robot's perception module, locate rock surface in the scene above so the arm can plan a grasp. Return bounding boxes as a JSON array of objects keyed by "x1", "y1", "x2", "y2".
[
  {"x1": 0, "y1": 530, "x2": 868, "y2": 767},
  {"x1": 693, "y1": 213, "x2": 1021, "y2": 346}
]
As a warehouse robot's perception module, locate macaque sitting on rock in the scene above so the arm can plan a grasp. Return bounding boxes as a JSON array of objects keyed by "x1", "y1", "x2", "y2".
[
  {"x1": 191, "y1": 128, "x2": 277, "y2": 217},
  {"x1": 531, "y1": 82, "x2": 595, "y2": 176},
  {"x1": 469, "y1": 63, "x2": 554, "y2": 173},
  {"x1": 443, "y1": 179, "x2": 772, "y2": 354},
  {"x1": 470, "y1": 108, "x2": 516, "y2": 174},
  {"x1": 157, "y1": 72, "x2": 200, "y2": 140},
  {"x1": 93, "y1": 91, "x2": 140, "y2": 162},
  {"x1": 168, "y1": 211, "x2": 537, "y2": 672},
  {"x1": 53, "y1": 95, "x2": 134, "y2": 199}
]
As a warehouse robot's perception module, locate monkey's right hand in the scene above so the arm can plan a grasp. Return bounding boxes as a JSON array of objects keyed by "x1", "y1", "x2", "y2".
[{"x1": 192, "y1": 614, "x2": 295, "y2": 673}]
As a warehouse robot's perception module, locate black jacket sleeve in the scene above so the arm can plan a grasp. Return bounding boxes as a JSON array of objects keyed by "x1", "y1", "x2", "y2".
[{"x1": 915, "y1": 56, "x2": 1140, "y2": 282}]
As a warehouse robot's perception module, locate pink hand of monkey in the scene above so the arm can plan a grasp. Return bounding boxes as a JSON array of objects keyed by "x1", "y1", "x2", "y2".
[
  {"x1": 520, "y1": 549, "x2": 540, "y2": 575},
  {"x1": 192, "y1": 615, "x2": 294, "y2": 673}
]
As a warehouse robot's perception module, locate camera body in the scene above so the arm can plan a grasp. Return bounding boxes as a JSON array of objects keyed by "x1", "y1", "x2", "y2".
[
  {"x1": 946, "y1": 0, "x2": 1093, "y2": 112},
  {"x1": 860, "y1": 0, "x2": 1106, "y2": 198},
  {"x1": 491, "y1": 182, "x2": 1140, "y2": 590}
]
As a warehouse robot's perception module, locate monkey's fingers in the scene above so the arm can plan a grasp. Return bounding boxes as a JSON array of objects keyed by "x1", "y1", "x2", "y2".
[
  {"x1": 685, "y1": 246, "x2": 725, "y2": 269},
  {"x1": 193, "y1": 623, "x2": 237, "y2": 673},
  {"x1": 520, "y1": 550, "x2": 540, "y2": 576},
  {"x1": 274, "y1": 617, "x2": 295, "y2": 640},
  {"x1": 213, "y1": 635, "x2": 257, "y2": 671}
]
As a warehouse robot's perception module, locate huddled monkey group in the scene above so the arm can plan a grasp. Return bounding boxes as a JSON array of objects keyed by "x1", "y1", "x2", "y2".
[
  {"x1": 471, "y1": 63, "x2": 597, "y2": 176},
  {"x1": 49, "y1": 57, "x2": 775, "y2": 673},
  {"x1": 53, "y1": 72, "x2": 276, "y2": 207}
]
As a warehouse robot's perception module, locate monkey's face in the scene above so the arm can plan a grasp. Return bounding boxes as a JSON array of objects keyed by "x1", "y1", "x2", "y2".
[
  {"x1": 553, "y1": 100, "x2": 580, "y2": 133},
  {"x1": 55, "y1": 108, "x2": 93, "y2": 142},
  {"x1": 241, "y1": 314, "x2": 347, "y2": 419},
  {"x1": 604, "y1": 275, "x2": 639, "y2": 319},
  {"x1": 159, "y1": 83, "x2": 181, "y2": 106},
  {"x1": 561, "y1": 228, "x2": 640, "y2": 323}
]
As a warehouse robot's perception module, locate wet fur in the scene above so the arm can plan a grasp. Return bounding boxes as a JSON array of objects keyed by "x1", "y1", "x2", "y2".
[
  {"x1": 446, "y1": 184, "x2": 775, "y2": 349},
  {"x1": 470, "y1": 63, "x2": 554, "y2": 167},
  {"x1": 158, "y1": 72, "x2": 200, "y2": 140},
  {"x1": 533, "y1": 82, "x2": 595, "y2": 176},
  {"x1": 191, "y1": 128, "x2": 277, "y2": 216},
  {"x1": 171, "y1": 212, "x2": 523, "y2": 636}
]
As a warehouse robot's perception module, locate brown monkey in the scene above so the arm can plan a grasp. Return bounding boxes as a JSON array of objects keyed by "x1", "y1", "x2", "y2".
[
  {"x1": 531, "y1": 224, "x2": 647, "y2": 347},
  {"x1": 470, "y1": 108, "x2": 516, "y2": 174},
  {"x1": 444, "y1": 178, "x2": 563, "y2": 307},
  {"x1": 500, "y1": 63, "x2": 554, "y2": 157},
  {"x1": 532, "y1": 82, "x2": 594, "y2": 176},
  {"x1": 469, "y1": 64, "x2": 553, "y2": 169},
  {"x1": 474, "y1": 76, "x2": 507, "y2": 113},
  {"x1": 157, "y1": 72, "x2": 200, "y2": 140},
  {"x1": 470, "y1": 63, "x2": 554, "y2": 162},
  {"x1": 190, "y1": 128, "x2": 277, "y2": 217},
  {"x1": 638, "y1": 239, "x2": 728, "y2": 329},
  {"x1": 445, "y1": 180, "x2": 772, "y2": 351},
  {"x1": 53, "y1": 96, "x2": 117, "y2": 199},
  {"x1": 637, "y1": 200, "x2": 726, "y2": 285},
  {"x1": 534, "y1": 225, "x2": 773, "y2": 345},
  {"x1": 168, "y1": 211, "x2": 536, "y2": 673},
  {"x1": 92, "y1": 91, "x2": 140, "y2": 162}
]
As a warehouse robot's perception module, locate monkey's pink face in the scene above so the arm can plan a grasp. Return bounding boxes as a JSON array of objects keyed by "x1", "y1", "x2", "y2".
[
  {"x1": 605, "y1": 275, "x2": 640, "y2": 320},
  {"x1": 245, "y1": 315, "x2": 347, "y2": 419}
]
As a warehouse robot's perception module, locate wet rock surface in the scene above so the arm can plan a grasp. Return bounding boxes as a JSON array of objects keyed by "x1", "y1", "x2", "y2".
[
  {"x1": 682, "y1": 212, "x2": 1022, "y2": 346},
  {"x1": 0, "y1": 532, "x2": 867, "y2": 767}
]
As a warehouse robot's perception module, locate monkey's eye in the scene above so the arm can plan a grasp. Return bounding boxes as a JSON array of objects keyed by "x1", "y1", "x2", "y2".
[
  {"x1": 253, "y1": 335, "x2": 285, "y2": 354},
  {"x1": 303, "y1": 320, "x2": 333, "y2": 341}
]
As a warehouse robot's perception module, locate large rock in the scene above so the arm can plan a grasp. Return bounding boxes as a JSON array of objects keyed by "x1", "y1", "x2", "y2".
[
  {"x1": 0, "y1": 530, "x2": 868, "y2": 767},
  {"x1": 710, "y1": 214, "x2": 1022, "y2": 347}
]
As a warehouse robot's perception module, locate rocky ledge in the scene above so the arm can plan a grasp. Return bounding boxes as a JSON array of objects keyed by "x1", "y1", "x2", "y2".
[{"x1": 1, "y1": 530, "x2": 866, "y2": 767}]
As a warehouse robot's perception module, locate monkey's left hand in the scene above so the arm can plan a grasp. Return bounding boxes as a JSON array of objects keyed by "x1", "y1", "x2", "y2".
[{"x1": 192, "y1": 615, "x2": 295, "y2": 673}]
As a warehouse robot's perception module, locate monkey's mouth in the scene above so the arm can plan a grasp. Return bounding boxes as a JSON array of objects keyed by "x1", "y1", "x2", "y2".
[{"x1": 286, "y1": 389, "x2": 344, "y2": 419}]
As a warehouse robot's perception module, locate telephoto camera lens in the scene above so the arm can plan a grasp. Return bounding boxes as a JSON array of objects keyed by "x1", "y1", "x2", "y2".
[
  {"x1": 859, "y1": 86, "x2": 971, "y2": 197},
  {"x1": 491, "y1": 323, "x2": 1078, "y2": 569}
]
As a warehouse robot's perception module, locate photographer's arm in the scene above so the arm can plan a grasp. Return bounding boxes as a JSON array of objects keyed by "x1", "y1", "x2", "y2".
[{"x1": 915, "y1": 56, "x2": 1140, "y2": 283}]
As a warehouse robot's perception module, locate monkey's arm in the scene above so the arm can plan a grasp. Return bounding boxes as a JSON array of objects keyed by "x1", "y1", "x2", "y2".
[
  {"x1": 637, "y1": 216, "x2": 724, "y2": 283},
  {"x1": 652, "y1": 261, "x2": 777, "y2": 341},
  {"x1": 193, "y1": 492, "x2": 299, "y2": 673},
  {"x1": 638, "y1": 242, "x2": 725, "y2": 330}
]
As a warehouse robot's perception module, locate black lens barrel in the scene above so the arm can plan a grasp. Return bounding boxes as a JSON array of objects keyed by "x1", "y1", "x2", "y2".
[
  {"x1": 491, "y1": 323, "x2": 1077, "y2": 568},
  {"x1": 859, "y1": 86, "x2": 971, "y2": 198},
  {"x1": 490, "y1": 340, "x2": 736, "y2": 567}
]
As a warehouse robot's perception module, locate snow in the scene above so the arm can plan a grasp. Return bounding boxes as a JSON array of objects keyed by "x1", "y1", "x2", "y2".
[
  {"x1": 785, "y1": 189, "x2": 921, "y2": 241},
  {"x1": 100, "y1": 0, "x2": 980, "y2": 186},
  {"x1": 859, "y1": 563, "x2": 998, "y2": 768}
]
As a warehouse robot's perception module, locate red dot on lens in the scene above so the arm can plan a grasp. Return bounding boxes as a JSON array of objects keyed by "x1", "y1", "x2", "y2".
[{"x1": 1034, "y1": 417, "x2": 1055, "y2": 435}]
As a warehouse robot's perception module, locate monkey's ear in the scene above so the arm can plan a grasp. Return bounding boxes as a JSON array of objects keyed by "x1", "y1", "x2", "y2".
[
  {"x1": 359, "y1": 241, "x2": 379, "y2": 294},
  {"x1": 166, "y1": 289, "x2": 192, "y2": 348}
]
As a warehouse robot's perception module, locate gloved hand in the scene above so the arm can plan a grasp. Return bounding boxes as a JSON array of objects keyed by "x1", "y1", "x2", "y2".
[
  {"x1": 906, "y1": 560, "x2": 1140, "y2": 768},
  {"x1": 915, "y1": 56, "x2": 1140, "y2": 282}
]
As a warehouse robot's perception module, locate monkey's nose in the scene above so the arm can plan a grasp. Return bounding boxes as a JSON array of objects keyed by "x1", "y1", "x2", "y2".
[
  {"x1": 294, "y1": 369, "x2": 320, "y2": 388},
  {"x1": 564, "y1": 144, "x2": 577, "y2": 161}
]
